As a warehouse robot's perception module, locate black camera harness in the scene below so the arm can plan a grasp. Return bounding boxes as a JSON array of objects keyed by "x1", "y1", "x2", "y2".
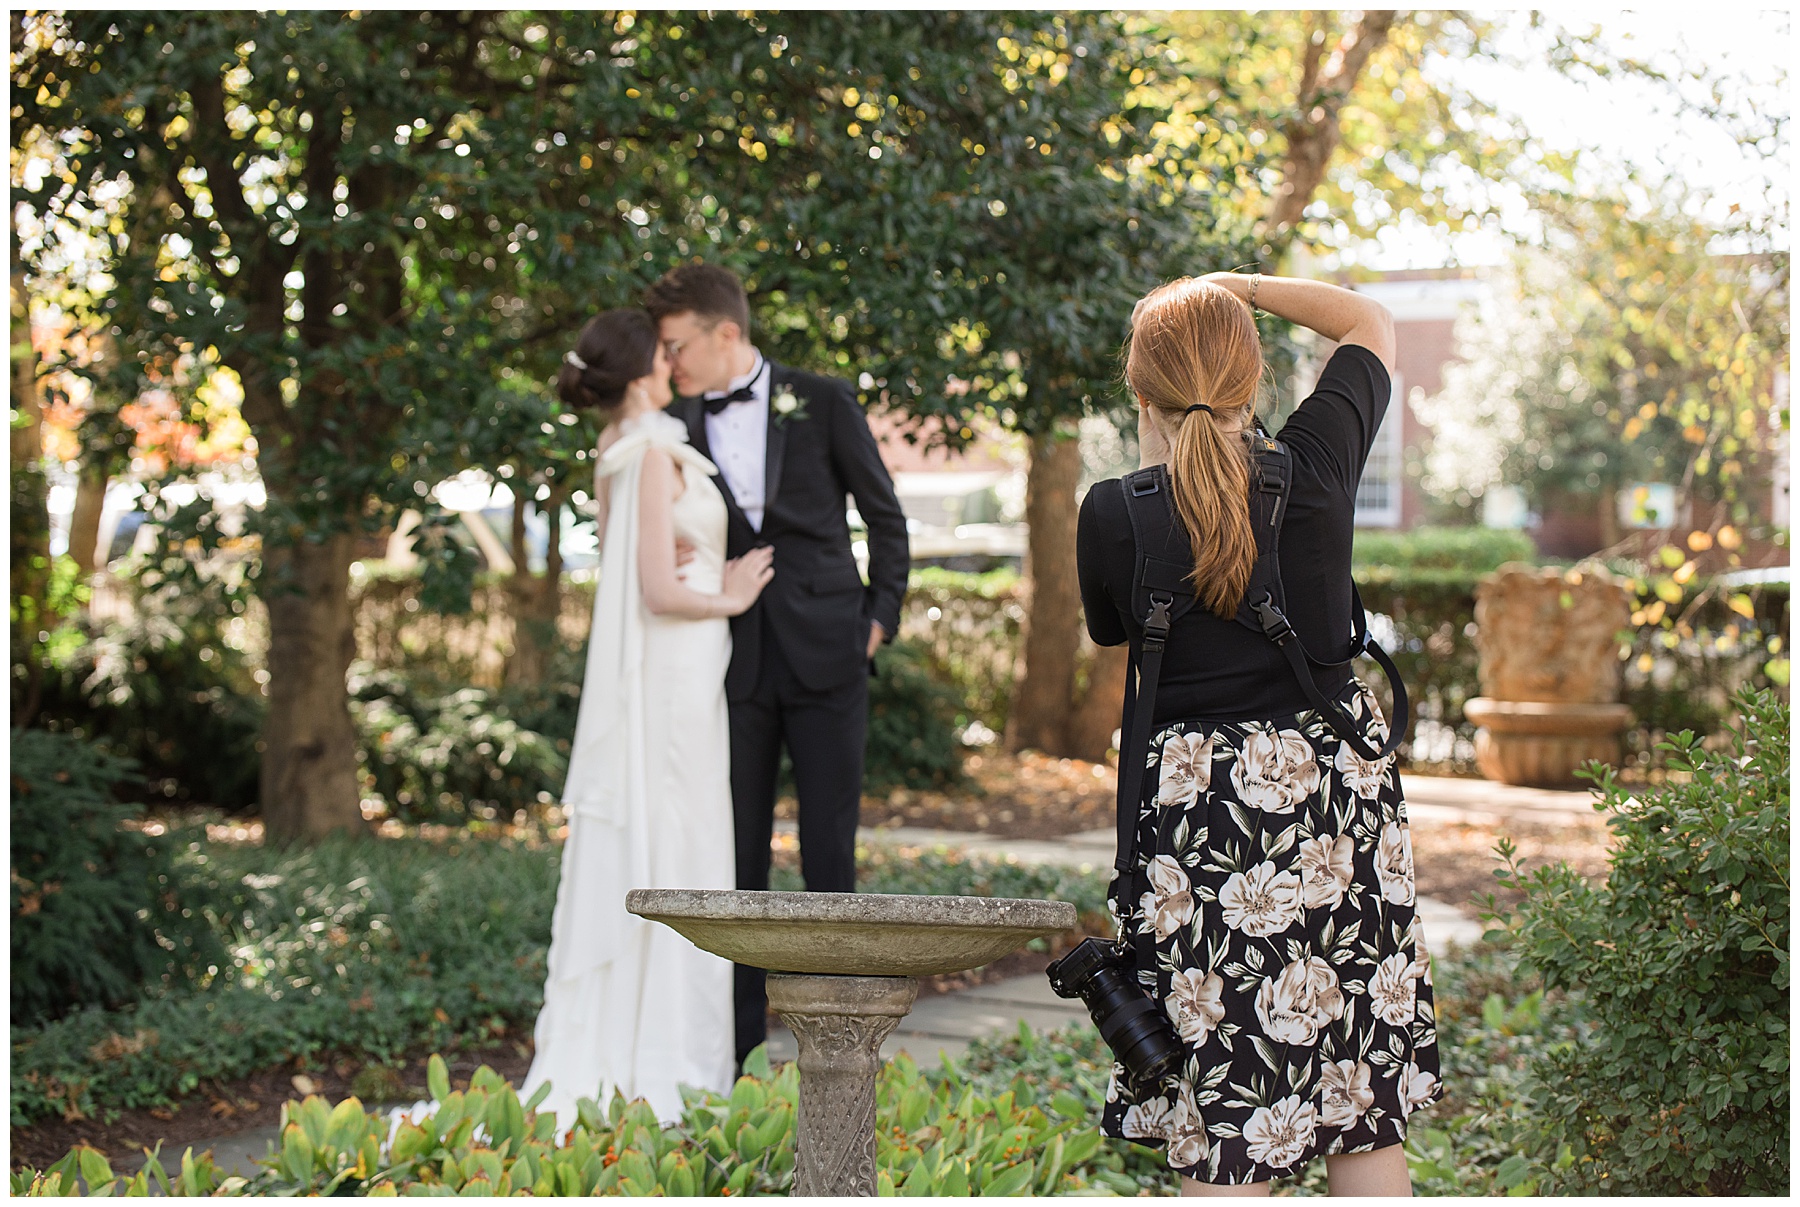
[{"x1": 1111, "y1": 431, "x2": 1409, "y2": 884}]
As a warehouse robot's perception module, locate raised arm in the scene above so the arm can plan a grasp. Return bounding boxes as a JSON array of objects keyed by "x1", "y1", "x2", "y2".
[
  {"x1": 637, "y1": 449, "x2": 772, "y2": 619},
  {"x1": 1202, "y1": 272, "x2": 1395, "y2": 372}
]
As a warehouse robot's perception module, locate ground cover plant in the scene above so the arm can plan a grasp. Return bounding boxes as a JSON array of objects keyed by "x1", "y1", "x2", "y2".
[{"x1": 10, "y1": 829, "x2": 1102, "y2": 1128}]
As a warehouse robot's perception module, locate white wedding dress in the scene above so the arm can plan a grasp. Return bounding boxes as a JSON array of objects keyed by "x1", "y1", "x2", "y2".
[{"x1": 522, "y1": 409, "x2": 737, "y2": 1126}]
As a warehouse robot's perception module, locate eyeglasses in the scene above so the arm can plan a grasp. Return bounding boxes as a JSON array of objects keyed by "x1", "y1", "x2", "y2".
[{"x1": 663, "y1": 320, "x2": 720, "y2": 361}]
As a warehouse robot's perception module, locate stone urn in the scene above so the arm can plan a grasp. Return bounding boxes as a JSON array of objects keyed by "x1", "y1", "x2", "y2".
[
  {"x1": 626, "y1": 889, "x2": 1077, "y2": 1198},
  {"x1": 1463, "y1": 562, "x2": 1633, "y2": 787}
]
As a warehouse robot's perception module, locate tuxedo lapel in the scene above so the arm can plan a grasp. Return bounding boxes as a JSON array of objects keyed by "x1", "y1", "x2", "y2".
[{"x1": 763, "y1": 364, "x2": 791, "y2": 519}]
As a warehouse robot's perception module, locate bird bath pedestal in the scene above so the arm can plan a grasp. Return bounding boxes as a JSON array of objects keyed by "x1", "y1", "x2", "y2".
[{"x1": 626, "y1": 889, "x2": 1077, "y2": 1197}]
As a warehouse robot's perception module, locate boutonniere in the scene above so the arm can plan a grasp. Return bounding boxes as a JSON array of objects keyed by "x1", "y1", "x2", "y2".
[{"x1": 771, "y1": 386, "x2": 808, "y2": 427}]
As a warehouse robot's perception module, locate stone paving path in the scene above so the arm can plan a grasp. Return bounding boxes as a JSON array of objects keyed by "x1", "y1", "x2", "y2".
[{"x1": 164, "y1": 775, "x2": 1579, "y2": 1180}]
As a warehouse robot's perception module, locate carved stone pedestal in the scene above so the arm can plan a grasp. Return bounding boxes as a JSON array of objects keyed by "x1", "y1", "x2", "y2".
[{"x1": 766, "y1": 974, "x2": 919, "y2": 1197}]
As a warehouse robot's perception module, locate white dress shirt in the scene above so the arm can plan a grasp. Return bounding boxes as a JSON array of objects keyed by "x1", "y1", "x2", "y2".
[{"x1": 702, "y1": 353, "x2": 771, "y2": 531}]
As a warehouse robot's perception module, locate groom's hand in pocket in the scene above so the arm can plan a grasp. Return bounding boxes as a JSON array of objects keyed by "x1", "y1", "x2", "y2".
[{"x1": 866, "y1": 621, "x2": 885, "y2": 661}]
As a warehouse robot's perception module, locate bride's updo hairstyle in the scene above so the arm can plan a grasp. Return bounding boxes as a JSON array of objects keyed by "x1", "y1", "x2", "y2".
[
  {"x1": 1124, "y1": 278, "x2": 1265, "y2": 619},
  {"x1": 556, "y1": 309, "x2": 660, "y2": 414}
]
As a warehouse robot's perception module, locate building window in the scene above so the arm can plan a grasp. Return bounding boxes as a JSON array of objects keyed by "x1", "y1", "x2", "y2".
[{"x1": 1355, "y1": 373, "x2": 1404, "y2": 528}]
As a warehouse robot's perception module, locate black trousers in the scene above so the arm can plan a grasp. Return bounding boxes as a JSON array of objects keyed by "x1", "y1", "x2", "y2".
[{"x1": 731, "y1": 618, "x2": 867, "y2": 1066}]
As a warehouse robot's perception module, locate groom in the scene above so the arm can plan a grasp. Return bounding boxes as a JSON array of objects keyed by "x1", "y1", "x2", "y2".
[{"x1": 648, "y1": 264, "x2": 910, "y2": 1067}]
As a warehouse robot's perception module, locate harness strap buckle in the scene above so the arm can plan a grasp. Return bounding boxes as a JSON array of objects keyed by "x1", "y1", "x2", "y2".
[
  {"x1": 1252, "y1": 595, "x2": 1294, "y2": 644},
  {"x1": 1144, "y1": 592, "x2": 1175, "y2": 639}
]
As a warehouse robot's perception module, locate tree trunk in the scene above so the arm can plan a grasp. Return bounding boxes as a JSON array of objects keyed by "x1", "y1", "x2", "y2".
[
  {"x1": 1067, "y1": 643, "x2": 1130, "y2": 763},
  {"x1": 68, "y1": 463, "x2": 109, "y2": 578},
  {"x1": 11, "y1": 232, "x2": 50, "y2": 724},
  {"x1": 258, "y1": 531, "x2": 367, "y2": 841},
  {"x1": 504, "y1": 486, "x2": 567, "y2": 690},
  {"x1": 1006, "y1": 428, "x2": 1084, "y2": 754}
]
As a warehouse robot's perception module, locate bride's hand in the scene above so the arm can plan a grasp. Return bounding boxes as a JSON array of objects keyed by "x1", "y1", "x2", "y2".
[{"x1": 719, "y1": 546, "x2": 776, "y2": 615}]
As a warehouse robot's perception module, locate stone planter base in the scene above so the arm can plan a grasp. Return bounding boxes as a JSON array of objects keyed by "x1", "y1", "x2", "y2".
[{"x1": 1464, "y1": 698, "x2": 1633, "y2": 788}]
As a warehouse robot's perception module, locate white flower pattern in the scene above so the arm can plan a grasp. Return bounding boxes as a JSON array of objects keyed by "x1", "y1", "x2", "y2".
[
  {"x1": 1296, "y1": 834, "x2": 1356, "y2": 909},
  {"x1": 1139, "y1": 855, "x2": 1195, "y2": 943},
  {"x1": 1400, "y1": 1062, "x2": 1441, "y2": 1118},
  {"x1": 1318, "y1": 1059, "x2": 1375, "y2": 1128},
  {"x1": 1374, "y1": 822, "x2": 1416, "y2": 906},
  {"x1": 1368, "y1": 952, "x2": 1420, "y2": 1026},
  {"x1": 1254, "y1": 956, "x2": 1346, "y2": 1046},
  {"x1": 1218, "y1": 861, "x2": 1304, "y2": 937},
  {"x1": 1155, "y1": 732, "x2": 1215, "y2": 809},
  {"x1": 1242, "y1": 1096, "x2": 1319, "y2": 1169},
  {"x1": 1166, "y1": 968, "x2": 1227, "y2": 1045},
  {"x1": 1165, "y1": 1085, "x2": 1209, "y2": 1169},
  {"x1": 1333, "y1": 740, "x2": 1390, "y2": 799},
  {"x1": 1230, "y1": 726, "x2": 1321, "y2": 813}
]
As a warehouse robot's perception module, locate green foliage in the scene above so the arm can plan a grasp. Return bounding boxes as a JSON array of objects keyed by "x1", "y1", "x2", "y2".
[
  {"x1": 10, "y1": 831, "x2": 560, "y2": 1126},
  {"x1": 1351, "y1": 526, "x2": 1537, "y2": 573},
  {"x1": 901, "y1": 569, "x2": 1026, "y2": 735},
  {"x1": 9, "y1": 731, "x2": 223, "y2": 1027},
  {"x1": 350, "y1": 666, "x2": 568, "y2": 826},
  {"x1": 14, "y1": 1140, "x2": 228, "y2": 1198},
  {"x1": 1415, "y1": 190, "x2": 1787, "y2": 519},
  {"x1": 1489, "y1": 688, "x2": 1790, "y2": 1194},
  {"x1": 10, "y1": 828, "x2": 1108, "y2": 1126},
  {"x1": 864, "y1": 639, "x2": 968, "y2": 792},
  {"x1": 32, "y1": 608, "x2": 265, "y2": 812}
]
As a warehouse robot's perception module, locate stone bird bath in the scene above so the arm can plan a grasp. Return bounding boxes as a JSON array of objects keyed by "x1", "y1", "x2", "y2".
[{"x1": 626, "y1": 889, "x2": 1077, "y2": 1196}]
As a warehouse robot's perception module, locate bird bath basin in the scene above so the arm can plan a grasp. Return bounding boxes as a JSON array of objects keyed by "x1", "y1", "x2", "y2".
[{"x1": 626, "y1": 889, "x2": 1077, "y2": 1196}]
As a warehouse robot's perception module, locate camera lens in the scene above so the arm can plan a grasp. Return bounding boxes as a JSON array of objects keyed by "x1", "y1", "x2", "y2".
[{"x1": 1047, "y1": 939, "x2": 1186, "y2": 1091}]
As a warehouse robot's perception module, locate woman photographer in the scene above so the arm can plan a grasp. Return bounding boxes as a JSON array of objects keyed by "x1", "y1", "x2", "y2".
[{"x1": 1077, "y1": 273, "x2": 1440, "y2": 1195}]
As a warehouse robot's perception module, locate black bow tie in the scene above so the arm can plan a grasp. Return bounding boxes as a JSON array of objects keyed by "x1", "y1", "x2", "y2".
[{"x1": 702, "y1": 385, "x2": 758, "y2": 416}]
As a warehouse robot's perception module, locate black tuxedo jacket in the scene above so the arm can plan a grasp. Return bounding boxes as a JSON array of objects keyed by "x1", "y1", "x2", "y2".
[{"x1": 672, "y1": 361, "x2": 910, "y2": 701}]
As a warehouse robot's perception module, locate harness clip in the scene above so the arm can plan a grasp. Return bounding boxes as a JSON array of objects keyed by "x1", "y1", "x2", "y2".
[
  {"x1": 1252, "y1": 595, "x2": 1294, "y2": 644},
  {"x1": 1144, "y1": 593, "x2": 1175, "y2": 639}
]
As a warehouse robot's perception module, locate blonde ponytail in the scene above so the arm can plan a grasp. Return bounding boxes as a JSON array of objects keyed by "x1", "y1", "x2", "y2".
[{"x1": 1125, "y1": 278, "x2": 1265, "y2": 618}]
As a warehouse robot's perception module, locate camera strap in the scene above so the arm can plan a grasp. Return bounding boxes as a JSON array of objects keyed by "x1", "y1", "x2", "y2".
[{"x1": 1111, "y1": 439, "x2": 1409, "y2": 881}]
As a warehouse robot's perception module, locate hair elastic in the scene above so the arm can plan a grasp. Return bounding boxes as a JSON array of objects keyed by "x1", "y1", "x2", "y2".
[
  {"x1": 563, "y1": 350, "x2": 589, "y2": 371},
  {"x1": 1185, "y1": 403, "x2": 1215, "y2": 416}
]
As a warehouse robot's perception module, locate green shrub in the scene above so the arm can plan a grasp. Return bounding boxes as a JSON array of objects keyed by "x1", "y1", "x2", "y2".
[
  {"x1": 33, "y1": 613, "x2": 265, "y2": 812},
  {"x1": 350, "y1": 665, "x2": 569, "y2": 825},
  {"x1": 10, "y1": 830, "x2": 561, "y2": 1126},
  {"x1": 1351, "y1": 525, "x2": 1537, "y2": 572},
  {"x1": 900, "y1": 569, "x2": 1024, "y2": 736},
  {"x1": 1489, "y1": 687, "x2": 1789, "y2": 1194},
  {"x1": 865, "y1": 638, "x2": 968, "y2": 792},
  {"x1": 9, "y1": 730, "x2": 222, "y2": 1027}
]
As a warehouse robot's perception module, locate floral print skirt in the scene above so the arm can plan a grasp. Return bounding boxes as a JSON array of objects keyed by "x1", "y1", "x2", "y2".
[{"x1": 1098, "y1": 679, "x2": 1442, "y2": 1185}]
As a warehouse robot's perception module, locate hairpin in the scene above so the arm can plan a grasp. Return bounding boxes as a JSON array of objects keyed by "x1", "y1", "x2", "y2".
[{"x1": 563, "y1": 350, "x2": 588, "y2": 371}]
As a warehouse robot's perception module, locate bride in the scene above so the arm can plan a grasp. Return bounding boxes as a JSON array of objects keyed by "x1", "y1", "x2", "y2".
[{"x1": 522, "y1": 309, "x2": 775, "y2": 1126}]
